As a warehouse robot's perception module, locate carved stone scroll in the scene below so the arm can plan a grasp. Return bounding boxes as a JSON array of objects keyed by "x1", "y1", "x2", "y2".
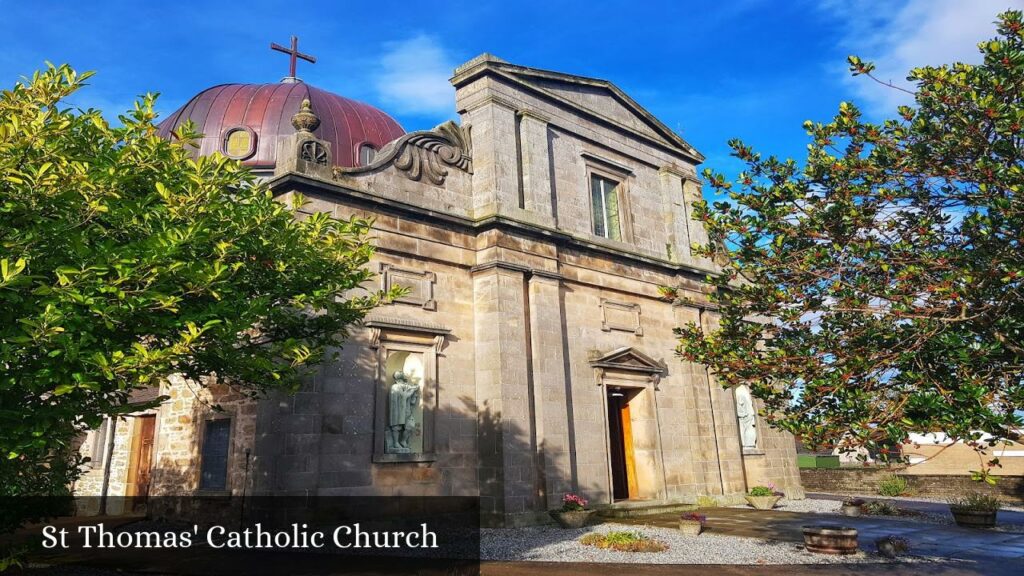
[{"x1": 333, "y1": 120, "x2": 472, "y2": 185}]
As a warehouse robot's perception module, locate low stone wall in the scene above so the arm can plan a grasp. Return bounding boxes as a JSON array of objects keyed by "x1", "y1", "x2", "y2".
[{"x1": 800, "y1": 467, "x2": 1024, "y2": 503}]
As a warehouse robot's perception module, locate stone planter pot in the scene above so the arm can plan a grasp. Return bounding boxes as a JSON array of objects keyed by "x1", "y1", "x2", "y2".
[
  {"x1": 549, "y1": 509, "x2": 597, "y2": 529},
  {"x1": 840, "y1": 504, "x2": 862, "y2": 517},
  {"x1": 875, "y1": 537, "x2": 906, "y2": 559},
  {"x1": 745, "y1": 495, "x2": 781, "y2": 510},
  {"x1": 949, "y1": 507, "x2": 997, "y2": 528},
  {"x1": 802, "y1": 525, "x2": 859, "y2": 555},
  {"x1": 678, "y1": 520, "x2": 703, "y2": 536}
]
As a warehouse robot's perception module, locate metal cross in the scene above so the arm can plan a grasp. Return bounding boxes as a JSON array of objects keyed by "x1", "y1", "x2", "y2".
[{"x1": 270, "y1": 36, "x2": 316, "y2": 79}]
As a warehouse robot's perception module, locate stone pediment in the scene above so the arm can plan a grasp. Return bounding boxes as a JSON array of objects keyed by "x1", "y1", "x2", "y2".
[
  {"x1": 452, "y1": 55, "x2": 701, "y2": 161},
  {"x1": 589, "y1": 347, "x2": 667, "y2": 375},
  {"x1": 521, "y1": 76, "x2": 676, "y2": 145}
]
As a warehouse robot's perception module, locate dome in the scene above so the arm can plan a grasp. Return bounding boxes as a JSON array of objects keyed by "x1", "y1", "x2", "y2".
[{"x1": 157, "y1": 82, "x2": 405, "y2": 169}]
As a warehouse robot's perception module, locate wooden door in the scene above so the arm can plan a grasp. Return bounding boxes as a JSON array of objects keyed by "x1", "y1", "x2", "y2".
[
  {"x1": 126, "y1": 415, "x2": 156, "y2": 507},
  {"x1": 619, "y1": 401, "x2": 639, "y2": 499},
  {"x1": 608, "y1": 390, "x2": 639, "y2": 501}
]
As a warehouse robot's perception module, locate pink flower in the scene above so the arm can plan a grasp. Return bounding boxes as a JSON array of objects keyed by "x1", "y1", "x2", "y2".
[{"x1": 561, "y1": 493, "x2": 588, "y2": 511}]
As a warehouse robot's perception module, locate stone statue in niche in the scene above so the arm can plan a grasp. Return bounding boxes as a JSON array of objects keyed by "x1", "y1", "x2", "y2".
[
  {"x1": 735, "y1": 385, "x2": 758, "y2": 449},
  {"x1": 386, "y1": 370, "x2": 421, "y2": 453}
]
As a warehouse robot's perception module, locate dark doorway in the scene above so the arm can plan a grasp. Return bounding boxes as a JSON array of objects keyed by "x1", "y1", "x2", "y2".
[{"x1": 607, "y1": 387, "x2": 638, "y2": 500}]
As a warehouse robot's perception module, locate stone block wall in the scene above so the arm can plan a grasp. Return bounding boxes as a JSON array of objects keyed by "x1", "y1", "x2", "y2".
[
  {"x1": 74, "y1": 417, "x2": 136, "y2": 515},
  {"x1": 800, "y1": 467, "x2": 1024, "y2": 503},
  {"x1": 149, "y1": 377, "x2": 258, "y2": 496},
  {"x1": 248, "y1": 206, "x2": 482, "y2": 501}
]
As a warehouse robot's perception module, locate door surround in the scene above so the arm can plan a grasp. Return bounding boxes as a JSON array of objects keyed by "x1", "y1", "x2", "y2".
[{"x1": 591, "y1": 347, "x2": 668, "y2": 504}]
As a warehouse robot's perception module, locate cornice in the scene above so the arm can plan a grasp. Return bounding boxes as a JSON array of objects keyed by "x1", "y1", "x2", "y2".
[{"x1": 267, "y1": 173, "x2": 721, "y2": 281}]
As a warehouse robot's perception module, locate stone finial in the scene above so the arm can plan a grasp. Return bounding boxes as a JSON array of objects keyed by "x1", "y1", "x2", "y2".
[{"x1": 291, "y1": 99, "x2": 320, "y2": 133}]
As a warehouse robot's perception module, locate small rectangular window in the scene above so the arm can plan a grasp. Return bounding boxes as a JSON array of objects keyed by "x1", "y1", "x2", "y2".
[
  {"x1": 199, "y1": 419, "x2": 231, "y2": 491},
  {"x1": 590, "y1": 174, "x2": 621, "y2": 241}
]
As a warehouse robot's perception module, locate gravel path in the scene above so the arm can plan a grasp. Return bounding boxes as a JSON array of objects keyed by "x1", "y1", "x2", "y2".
[{"x1": 481, "y1": 522, "x2": 925, "y2": 565}]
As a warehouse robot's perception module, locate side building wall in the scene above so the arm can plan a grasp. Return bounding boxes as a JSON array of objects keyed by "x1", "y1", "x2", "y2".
[{"x1": 74, "y1": 377, "x2": 257, "y2": 515}]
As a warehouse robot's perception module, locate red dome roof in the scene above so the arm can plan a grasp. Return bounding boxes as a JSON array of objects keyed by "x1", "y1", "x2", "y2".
[{"x1": 157, "y1": 82, "x2": 405, "y2": 169}]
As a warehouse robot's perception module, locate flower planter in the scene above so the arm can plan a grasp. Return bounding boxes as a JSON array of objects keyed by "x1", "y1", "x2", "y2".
[
  {"x1": 745, "y1": 495, "x2": 781, "y2": 510},
  {"x1": 549, "y1": 509, "x2": 597, "y2": 529},
  {"x1": 875, "y1": 537, "x2": 907, "y2": 558},
  {"x1": 840, "y1": 504, "x2": 862, "y2": 517},
  {"x1": 949, "y1": 507, "x2": 997, "y2": 528},
  {"x1": 802, "y1": 525, "x2": 859, "y2": 555},
  {"x1": 678, "y1": 520, "x2": 703, "y2": 535}
]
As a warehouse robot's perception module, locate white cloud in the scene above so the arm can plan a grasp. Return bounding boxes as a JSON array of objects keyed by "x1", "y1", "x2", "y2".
[
  {"x1": 373, "y1": 35, "x2": 457, "y2": 118},
  {"x1": 823, "y1": 0, "x2": 1022, "y2": 116}
]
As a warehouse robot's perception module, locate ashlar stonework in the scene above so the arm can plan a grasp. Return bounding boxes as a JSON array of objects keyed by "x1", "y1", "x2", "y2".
[{"x1": 74, "y1": 54, "x2": 803, "y2": 526}]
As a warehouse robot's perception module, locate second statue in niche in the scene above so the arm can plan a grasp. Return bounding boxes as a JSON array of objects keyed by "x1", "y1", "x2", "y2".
[{"x1": 386, "y1": 370, "x2": 421, "y2": 453}]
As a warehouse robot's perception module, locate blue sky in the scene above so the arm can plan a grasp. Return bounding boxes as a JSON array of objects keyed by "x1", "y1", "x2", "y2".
[{"x1": 0, "y1": 0, "x2": 1017, "y2": 185}]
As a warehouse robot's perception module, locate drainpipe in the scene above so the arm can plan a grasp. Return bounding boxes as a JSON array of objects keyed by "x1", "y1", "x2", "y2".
[
  {"x1": 697, "y1": 308, "x2": 728, "y2": 497},
  {"x1": 98, "y1": 417, "x2": 117, "y2": 515}
]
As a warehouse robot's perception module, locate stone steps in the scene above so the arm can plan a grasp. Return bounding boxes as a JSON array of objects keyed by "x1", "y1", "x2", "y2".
[{"x1": 596, "y1": 500, "x2": 699, "y2": 518}]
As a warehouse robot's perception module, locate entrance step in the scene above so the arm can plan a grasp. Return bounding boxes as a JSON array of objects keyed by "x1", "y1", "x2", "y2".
[{"x1": 596, "y1": 499, "x2": 698, "y2": 519}]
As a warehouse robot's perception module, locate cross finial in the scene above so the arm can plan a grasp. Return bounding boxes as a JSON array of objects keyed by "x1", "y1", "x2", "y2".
[{"x1": 270, "y1": 35, "x2": 316, "y2": 82}]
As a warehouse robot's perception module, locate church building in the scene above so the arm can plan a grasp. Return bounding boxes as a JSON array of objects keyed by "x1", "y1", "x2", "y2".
[{"x1": 74, "y1": 44, "x2": 803, "y2": 527}]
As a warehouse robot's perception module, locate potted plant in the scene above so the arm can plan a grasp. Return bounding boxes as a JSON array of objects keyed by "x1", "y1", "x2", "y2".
[
  {"x1": 678, "y1": 512, "x2": 706, "y2": 535},
  {"x1": 875, "y1": 535, "x2": 909, "y2": 558},
  {"x1": 549, "y1": 493, "x2": 596, "y2": 528},
  {"x1": 948, "y1": 492, "x2": 999, "y2": 528},
  {"x1": 840, "y1": 498, "x2": 865, "y2": 517},
  {"x1": 861, "y1": 500, "x2": 900, "y2": 516},
  {"x1": 745, "y1": 484, "x2": 782, "y2": 510}
]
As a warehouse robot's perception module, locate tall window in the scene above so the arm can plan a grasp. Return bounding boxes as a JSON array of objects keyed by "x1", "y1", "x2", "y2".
[
  {"x1": 199, "y1": 419, "x2": 231, "y2": 491},
  {"x1": 591, "y1": 174, "x2": 621, "y2": 241}
]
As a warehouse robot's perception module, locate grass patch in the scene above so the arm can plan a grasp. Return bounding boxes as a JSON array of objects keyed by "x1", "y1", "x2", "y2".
[
  {"x1": 580, "y1": 531, "x2": 668, "y2": 553},
  {"x1": 696, "y1": 495, "x2": 719, "y2": 508}
]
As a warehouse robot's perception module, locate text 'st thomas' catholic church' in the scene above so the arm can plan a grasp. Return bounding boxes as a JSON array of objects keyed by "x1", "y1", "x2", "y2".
[{"x1": 74, "y1": 37, "x2": 803, "y2": 527}]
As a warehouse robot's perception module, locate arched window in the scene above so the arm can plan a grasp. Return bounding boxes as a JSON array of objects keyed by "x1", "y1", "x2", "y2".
[{"x1": 358, "y1": 143, "x2": 377, "y2": 166}]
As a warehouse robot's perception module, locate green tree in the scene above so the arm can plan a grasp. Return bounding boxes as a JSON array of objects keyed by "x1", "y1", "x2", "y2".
[
  {"x1": 674, "y1": 11, "x2": 1024, "y2": 478},
  {"x1": 0, "y1": 65, "x2": 392, "y2": 511}
]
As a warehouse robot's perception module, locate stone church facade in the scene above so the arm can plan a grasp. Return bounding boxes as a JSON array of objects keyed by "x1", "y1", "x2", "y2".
[{"x1": 74, "y1": 53, "x2": 802, "y2": 526}]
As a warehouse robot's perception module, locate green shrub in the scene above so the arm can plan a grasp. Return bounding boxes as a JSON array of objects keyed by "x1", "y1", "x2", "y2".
[
  {"x1": 877, "y1": 475, "x2": 909, "y2": 497},
  {"x1": 748, "y1": 485, "x2": 774, "y2": 497},
  {"x1": 948, "y1": 492, "x2": 1000, "y2": 511}
]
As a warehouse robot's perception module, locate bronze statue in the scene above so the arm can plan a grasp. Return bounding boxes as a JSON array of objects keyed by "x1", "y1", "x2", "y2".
[{"x1": 386, "y1": 370, "x2": 420, "y2": 453}]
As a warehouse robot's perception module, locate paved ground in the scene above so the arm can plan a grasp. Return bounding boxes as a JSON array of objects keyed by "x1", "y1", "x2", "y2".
[{"x1": 613, "y1": 505, "x2": 1024, "y2": 568}]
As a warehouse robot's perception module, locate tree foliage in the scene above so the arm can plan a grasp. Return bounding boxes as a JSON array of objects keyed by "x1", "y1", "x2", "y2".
[
  {"x1": 675, "y1": 11, "x2": 1024, "y2": 475},
  {"x1": 0, "y1": 65, "x2": 391, "y2": 499}
]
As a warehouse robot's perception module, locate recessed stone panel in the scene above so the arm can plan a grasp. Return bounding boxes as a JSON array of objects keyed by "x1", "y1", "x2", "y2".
[
  {"x1": 381, "y1": 263, "x2": 437, "y2": 310},
  {"x1": 600, "y1": 298, "x2": 643, "y2": 335}
]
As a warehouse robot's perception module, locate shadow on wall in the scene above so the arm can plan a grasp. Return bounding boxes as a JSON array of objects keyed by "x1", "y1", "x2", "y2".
[{"x1": 138, "y1": 375, "x2": 603, "y2": 531}]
